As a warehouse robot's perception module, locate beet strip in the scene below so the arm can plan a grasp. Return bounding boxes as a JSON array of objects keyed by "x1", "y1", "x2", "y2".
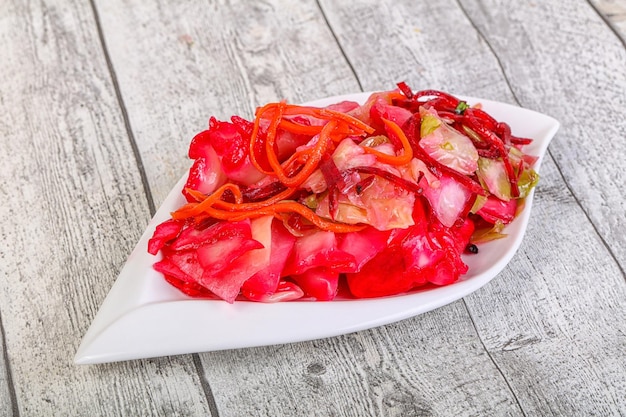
[
  {"x1": 396, "y1": 81, "x2": 414, "y2": 99},
  {"x1": 462, "y1": 116, "x2": 520, "y2": 197},
  {"x1": 402, "y1": 114, "x2": 487, "y2": 196},
  {"x1": 343, "y1": 166, "x2": 423, "y2": 195},
  {"x1": 241, "y1": 181, "x2": 287, "y2": 202}
]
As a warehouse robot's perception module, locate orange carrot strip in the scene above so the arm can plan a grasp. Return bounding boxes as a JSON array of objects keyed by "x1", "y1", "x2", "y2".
[
  {"x1": 282, "y1": 105, "x2": 373, "y2": 135},
  {"x1": 172, "y1": 199, "x2": 363, "y2": 233},
  {"x1": 319, "y1": 108, "x2": 375, "y2": 135},
  {"x1": 185, "y1": 188, "x2": 208, "y2": 202},
  {"x1": 278, "y1": 121, "x2": 366, "y2": 137},
  {"x1": 362, "y1": 119, "x2": 413, "y2": 166},
  {"x1": 272, "y1": 119, "x2": 337, "y2": 187},
  {"x1": 386, "y1": 90, "x2": 406, "y2": 102},
  {"x1": 212, "y1": 187, "x2": 297, "y2": 211},
  {"x1": 279, "y1": 119, "x2": 356, "y2": 137},
  {"x1": 172, "y1": 183, "x2": 243, "y2": 219},
  {"x1": 280, "y1": 149, "x2": 310, "y2": 175},
  {"x1": 172, "y1": 205, "x2": 233, "y2": 221},
  {"x1": 264, "y1": 101, "x2": 288, "y2": 178},
  {"x1": 281, "y1": 105, "x2": 326, "y2": 117},
  {"x1": 227, "y1": 200, "x2": 365, "y2": 233},
  {"x1": 278, "y1": 119, "x2": 324, "y2": 136},
  {"x1": 251, "y1": 102, "x2": 373, "y2": 187},
  {"x1": 249, "y1": 102, "x2": 280, "y2": 175},
  {"x1": 184, "y1": 186, "x2": 243, "y2": 205}
]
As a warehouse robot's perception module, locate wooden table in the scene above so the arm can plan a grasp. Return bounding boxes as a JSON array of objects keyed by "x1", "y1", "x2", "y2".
[{"x1": 2, "y1": 0, "x2": 625, "y2": 415}]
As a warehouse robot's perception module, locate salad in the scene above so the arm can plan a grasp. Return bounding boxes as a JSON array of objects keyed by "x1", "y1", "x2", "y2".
[{"x1": 147, "y1": 83, "x2": 539, "y2": 303}]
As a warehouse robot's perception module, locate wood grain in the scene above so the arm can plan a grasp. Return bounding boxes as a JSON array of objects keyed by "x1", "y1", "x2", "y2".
[
  {"x1": 94, "y1": 0, "x2": 362, "y2": 207},
  {"x1": 95, "y1": 0, "x2": 531, "y2": 416},
  {"x1": 319, "y1": 0, "x2": 517, "y2": 102},
  {"x1": 0, "y1": 313, "x2": 13, "y2": 416},
  {"x1": 465, "y1": 157, "x2": 626, "y2": 415},
  {"x1": 1, "y1": 0, "x2": 625, "y2": 415},
  {"x1": 322, "y1": 0, "x2": 626, "y2": 415},
  {"x1": 201, "y1": 303, "x2": 525, "y2": 417},
  {"x1": 457, "y1": 0, "x2": 626, "y2": 413},
  {"x1": 459, "y1": 0, "x2": 626, "y2": 270},
  {"x1": 593, "y1": 0, "x2": 626, "y2": 35},
  {"x1": 0, "y1": 0, "x2": 210, "y2": 415}
]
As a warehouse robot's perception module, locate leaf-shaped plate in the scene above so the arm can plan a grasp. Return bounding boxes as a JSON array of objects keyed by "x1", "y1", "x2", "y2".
[{"x1": 75, "y1": 93, "x2": 559, "y2": 364}]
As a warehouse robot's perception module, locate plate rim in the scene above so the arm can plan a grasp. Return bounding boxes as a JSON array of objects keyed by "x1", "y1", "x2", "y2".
[{"x1": 74, "y1": 92, "x2": 560, "y2": 364}]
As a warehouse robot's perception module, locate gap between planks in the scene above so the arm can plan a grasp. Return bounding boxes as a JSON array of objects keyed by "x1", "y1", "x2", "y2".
[{"x1": 88, "y1": 0, "x2": 222, "y2": 414}]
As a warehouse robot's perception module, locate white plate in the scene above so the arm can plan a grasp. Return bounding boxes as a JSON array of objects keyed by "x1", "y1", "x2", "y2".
[{"x1": 75, "y1": 92, "x2": 559, "y2": 364}]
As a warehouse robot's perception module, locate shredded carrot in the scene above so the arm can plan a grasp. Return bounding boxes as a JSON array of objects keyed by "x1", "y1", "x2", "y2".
[
  {"x1": 273, "y1": 119, "x2": 337, "y2": 187},
  {"x1": 278, "y1": 119, "x2": 360, "y2": 137},
  {"x1": 227, "y1": 200, "x2": 366, "y2": 233},
  {"x1": 181, "y1": 102, "x2": 385, "y2": 231},
  {"x1": 280, "y1": 149, "x2": 310, "y2": 177},
  {"x1": 175, "y1": 195, "x2": 364, "y2": 233},
  {"x1": 172, "y1": 183, "x2": 243, "y2": 220},
  {"x1": 281, "y1": 104, "x2": 374, "y2": 135},
  {"x1": 184, "y1": 188, "x2": 208, "y2": 202},
  {"x1": 172, "y1": 204, "x2": 232, "y2": 221},
  {"x1": 386, "y1": 90, "x2": 406, "y2": 102},
  {"x1": 281, "y1": 105, "x2": 322, "y2": 117},
  {"x1": 278, "y1": 119, "x2": 323, "y2": 136},
  {"x1": 362, "y1": 119, "x2": 413, "y2": 166},
  {"x1": 264, "y1": 101, "x2": 288, "y2": 182},
  {"x1": 249, "y1": 102, "x2": 279, "y2": 175},
  {"x1": 213, "y1": 187, "x2": 297, "y2": 211},
  {"x1": 184, "y1": 186, "x2": 243, "y2": 205},
  {"x1": 319, "y1": 108, "x2": 375, "y2": 135},
  {"x1": 249, "y1": 102, "x2": 375, "y2": 186}
]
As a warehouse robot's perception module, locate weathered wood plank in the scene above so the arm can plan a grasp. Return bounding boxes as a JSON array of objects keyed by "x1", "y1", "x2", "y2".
[
  {"x1": 466, "y1": 157, "x2": 626, "y2": 415},
  {"x1": 0, "y1": 315, "x2": 13, "y2": 416},
  {"x1": 94, "y1": 0, "x2": 361, "y2": 207},
  {"x1": 456, "y1": 0, "x2": 626, "y2": 413},
  {"x1": 459, "y1": 0, "x2": 626, "y2": 270},
  {"x1": 319, "y1": 0, "x2": 517, "y2": 101},
  {"x1": 593, "y1": 0, "x2": 626, "y2": 35},
  {"x1": 201, "y1": 304, "x2": 525, "y2": 417},
  {"x1": 94, "y1": 0, "x2": 626, "y2": 415},
  {"x1": 0, "y1": 0, "x2": 211, "y2": 415},
  {"x1": 2, "y1": 0, "x2": 623, "y2": 415},
  {"x1": 98, "y1": 0, "x2": 534, "y2": 416},
  {"x1": 323, "y1": 0, "x2": 626, "y2": 415}
]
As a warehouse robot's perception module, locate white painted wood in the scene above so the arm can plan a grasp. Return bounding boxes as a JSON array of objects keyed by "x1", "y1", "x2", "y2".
[
  {"x1": 200, "y1": 303, "x2": 528, "y2": 417},
  {"x1": 460, "y1": 0, "x2": 626, "y2": 269},
  {"x1": 0, "y1": 0, "x2": 211, "y2": 415},
  {"x1": 456, "y1": 1, "x2": 626, "y2": 413},
  {"x1": 0, "y1": 318, "x2": 13, "y2": 416},
  {"x1": 594, "y1": 0, "x2": 626, "y2": 34},
  {"x1": 465, "y1": 157, "x2": 626, "y2": 415},
  {"x1": 1, "y1": 0, "x2": 625, "y2": 415},
  {"x1": 94, "y1": 0, "x2": 362, "y2": 207},
  {"x1": 319, "y1": 0, "x2": 518, "y2": 102},
  {"x1": 96, "y1": 0, "x2": 546, "y2": 416},
  {"x1": 321, "y1": 0, "x2": 626, "y2": 415},
  {"x1": 96, "y1": 0, "x2": 533, "y2": 415}
]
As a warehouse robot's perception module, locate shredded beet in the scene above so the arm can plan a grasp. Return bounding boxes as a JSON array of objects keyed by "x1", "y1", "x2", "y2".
[
  {"x1": 396, "y1": 81, "x2": 414, "y2": 99},
  {"x1": 148, "y1": 82, "x2": 539, "y2": 302},
  {"x1": 344, "y1": 166, "x2": 423, "y2": 195},
  {"x1": 241, "y1": 181, "x2": 287, "y2": 202},
  {"x1": 403, "y1": 114, "x2": 486, "y2": 196}
]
